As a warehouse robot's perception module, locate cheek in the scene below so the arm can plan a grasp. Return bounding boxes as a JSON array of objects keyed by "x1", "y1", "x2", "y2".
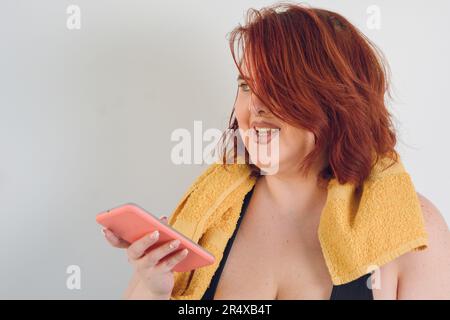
[
  {"x1": 280, "y1": 127, "x2": 315, "y2": 157},
  {"x1": 234, "y1": 96, "x2": 250, "y2": 130}
]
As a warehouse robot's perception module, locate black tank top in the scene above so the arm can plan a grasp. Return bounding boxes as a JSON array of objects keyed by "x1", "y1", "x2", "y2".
[{"x1": 201, "y1": 186, "x2": 373, "y2": 300}]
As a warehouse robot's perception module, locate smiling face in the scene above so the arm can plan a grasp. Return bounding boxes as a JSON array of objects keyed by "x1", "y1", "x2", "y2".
[
  {"x1": 234, "y1": 66, "x2": 319, "y2": 177},
  {"x1": 226, "y1": 5, "x2": 398, "y2": 187}
]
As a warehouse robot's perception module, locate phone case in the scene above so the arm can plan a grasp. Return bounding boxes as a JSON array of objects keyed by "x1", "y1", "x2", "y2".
[{"x1": 96, "y1": 203, "x2": 215, "y2": 272}]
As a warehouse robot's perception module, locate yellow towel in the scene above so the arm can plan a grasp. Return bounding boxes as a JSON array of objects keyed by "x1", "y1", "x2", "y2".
[{"x1": 168, "y1": 155, "x2": 428, "y2": 300}]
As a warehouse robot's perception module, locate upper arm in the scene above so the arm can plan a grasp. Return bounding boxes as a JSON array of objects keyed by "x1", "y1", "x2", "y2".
[{"x1": 396, "y1": 193, "x2": 450, "y2": 299}]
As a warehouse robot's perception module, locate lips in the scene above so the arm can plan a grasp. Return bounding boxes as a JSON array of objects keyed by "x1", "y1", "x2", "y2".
[{"x1": 249, "y1": 120, "x2": 281, "y2": 145}]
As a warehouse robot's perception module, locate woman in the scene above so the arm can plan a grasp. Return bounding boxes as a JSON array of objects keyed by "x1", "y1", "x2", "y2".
[{"x1": 103, "y1": 4, "x2": 449, "y2": 299}]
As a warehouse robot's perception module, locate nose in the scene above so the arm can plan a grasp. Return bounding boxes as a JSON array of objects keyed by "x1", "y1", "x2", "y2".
[{"x1": 248, "y1": 93, "x2": 269, "y2": 116}]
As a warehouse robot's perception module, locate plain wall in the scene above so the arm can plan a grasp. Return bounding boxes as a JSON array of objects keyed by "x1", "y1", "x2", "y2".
[{"x1": 0, "y1": 0, "x2": 448, "y2": 298}]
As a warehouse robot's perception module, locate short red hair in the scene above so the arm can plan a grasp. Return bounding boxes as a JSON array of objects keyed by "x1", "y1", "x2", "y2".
[{"x1": 223, "y1": 3, "x2": 398, "y2": 188}]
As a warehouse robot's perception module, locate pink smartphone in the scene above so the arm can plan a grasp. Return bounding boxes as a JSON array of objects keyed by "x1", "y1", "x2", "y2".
[{"x1": 96, "y1": 203, "x2": 215, "y2": 272}]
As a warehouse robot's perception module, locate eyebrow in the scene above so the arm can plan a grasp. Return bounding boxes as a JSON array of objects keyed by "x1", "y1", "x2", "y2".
[{"x1": 237, "y1": 74, "x2": 249, "y2": 81}]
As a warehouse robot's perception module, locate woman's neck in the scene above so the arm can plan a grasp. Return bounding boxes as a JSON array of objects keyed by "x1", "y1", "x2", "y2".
[{"x1": 258, "y1": 164, "x2": 329, "y2": 220}]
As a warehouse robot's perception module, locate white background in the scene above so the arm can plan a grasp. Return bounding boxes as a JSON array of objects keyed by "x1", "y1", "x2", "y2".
[{"x1": 0, "y1": 0, "x2": 448, "y2": 298}]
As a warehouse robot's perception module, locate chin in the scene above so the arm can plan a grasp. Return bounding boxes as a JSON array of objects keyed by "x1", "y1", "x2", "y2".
[{"x1": 248, "y1": 153, "x2": 281, "y2": 176}]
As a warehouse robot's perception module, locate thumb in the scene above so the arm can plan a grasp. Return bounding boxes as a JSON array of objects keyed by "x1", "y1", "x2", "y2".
[{"x1": 160, "y1": 216, "x2": 168, "y2": 224}]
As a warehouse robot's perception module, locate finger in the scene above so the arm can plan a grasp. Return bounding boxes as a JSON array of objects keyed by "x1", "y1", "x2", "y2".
[
  {"x1": 127, "y1": 231, "x2": 159, "y2": 260},
  {"x1": 160, "y1": 216, "x2": 168, "y2": 224},
  {"x1": 156, "y1": 248, "x2": 189, "y2": 272},
  {"x1": 103, "y1": 228, "x2": 130, "y2": 248},
  {"x1": 137, "y1": 239, "x2": 182, "y2": 270}
]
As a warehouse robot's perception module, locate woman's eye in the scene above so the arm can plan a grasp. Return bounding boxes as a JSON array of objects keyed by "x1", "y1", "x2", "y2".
[{"x1": 238, "y1": 83, "x2": 250, "y2": 92}]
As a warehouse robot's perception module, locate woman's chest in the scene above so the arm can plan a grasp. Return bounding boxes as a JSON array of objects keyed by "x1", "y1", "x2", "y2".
[{"x1": 212, "y1": 201, "x2": 334, "y2": 300}]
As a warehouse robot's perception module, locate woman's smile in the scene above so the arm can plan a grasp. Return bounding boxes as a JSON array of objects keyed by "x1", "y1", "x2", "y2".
[{"x1": 250, "y1": 120, "x2": 281, "y2": 145}]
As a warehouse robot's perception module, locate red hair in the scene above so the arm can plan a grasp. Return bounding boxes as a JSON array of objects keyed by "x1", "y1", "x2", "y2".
[{"x1": 222, "y1": 2, "x2": 398, "y2": 188}]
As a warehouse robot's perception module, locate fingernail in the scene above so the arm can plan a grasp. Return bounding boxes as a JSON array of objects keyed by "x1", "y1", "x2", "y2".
[
  {"x1": 181, "y1": 248, "x2": 188, "y2": 256},
  {"x1": 169, "y1": 239, "x2": 180, "y2": 249},
  {"x1": 150, "y1": 230, "x2": 159, "y2": 239}
]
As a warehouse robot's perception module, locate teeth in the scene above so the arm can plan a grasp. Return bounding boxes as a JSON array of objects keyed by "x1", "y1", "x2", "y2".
[{"x1": 255, "y1": 127, "x2": 278, "y2": 135}]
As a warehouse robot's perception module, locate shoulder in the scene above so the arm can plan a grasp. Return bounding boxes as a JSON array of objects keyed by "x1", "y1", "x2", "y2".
[
  {"x1": 414, "y1": 193, "x2": 449, "y2": 262},
  {"x1": 416, "y1": 193, "x2": 449, "y2": 239},
  {"x1": 417, "y1": 193, "x2": 448, "y2": 228},
  {"x1": 413, "y1": 192, "x2": 449, "y2": 256},
  {"x1": 394, "y1": 193, "x2": 450, "y2": 299}
]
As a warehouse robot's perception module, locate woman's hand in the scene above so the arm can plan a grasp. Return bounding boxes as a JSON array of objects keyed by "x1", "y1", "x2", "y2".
[{"x1": 102, "y1": 216, "x2": 189, "y2": 299}]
